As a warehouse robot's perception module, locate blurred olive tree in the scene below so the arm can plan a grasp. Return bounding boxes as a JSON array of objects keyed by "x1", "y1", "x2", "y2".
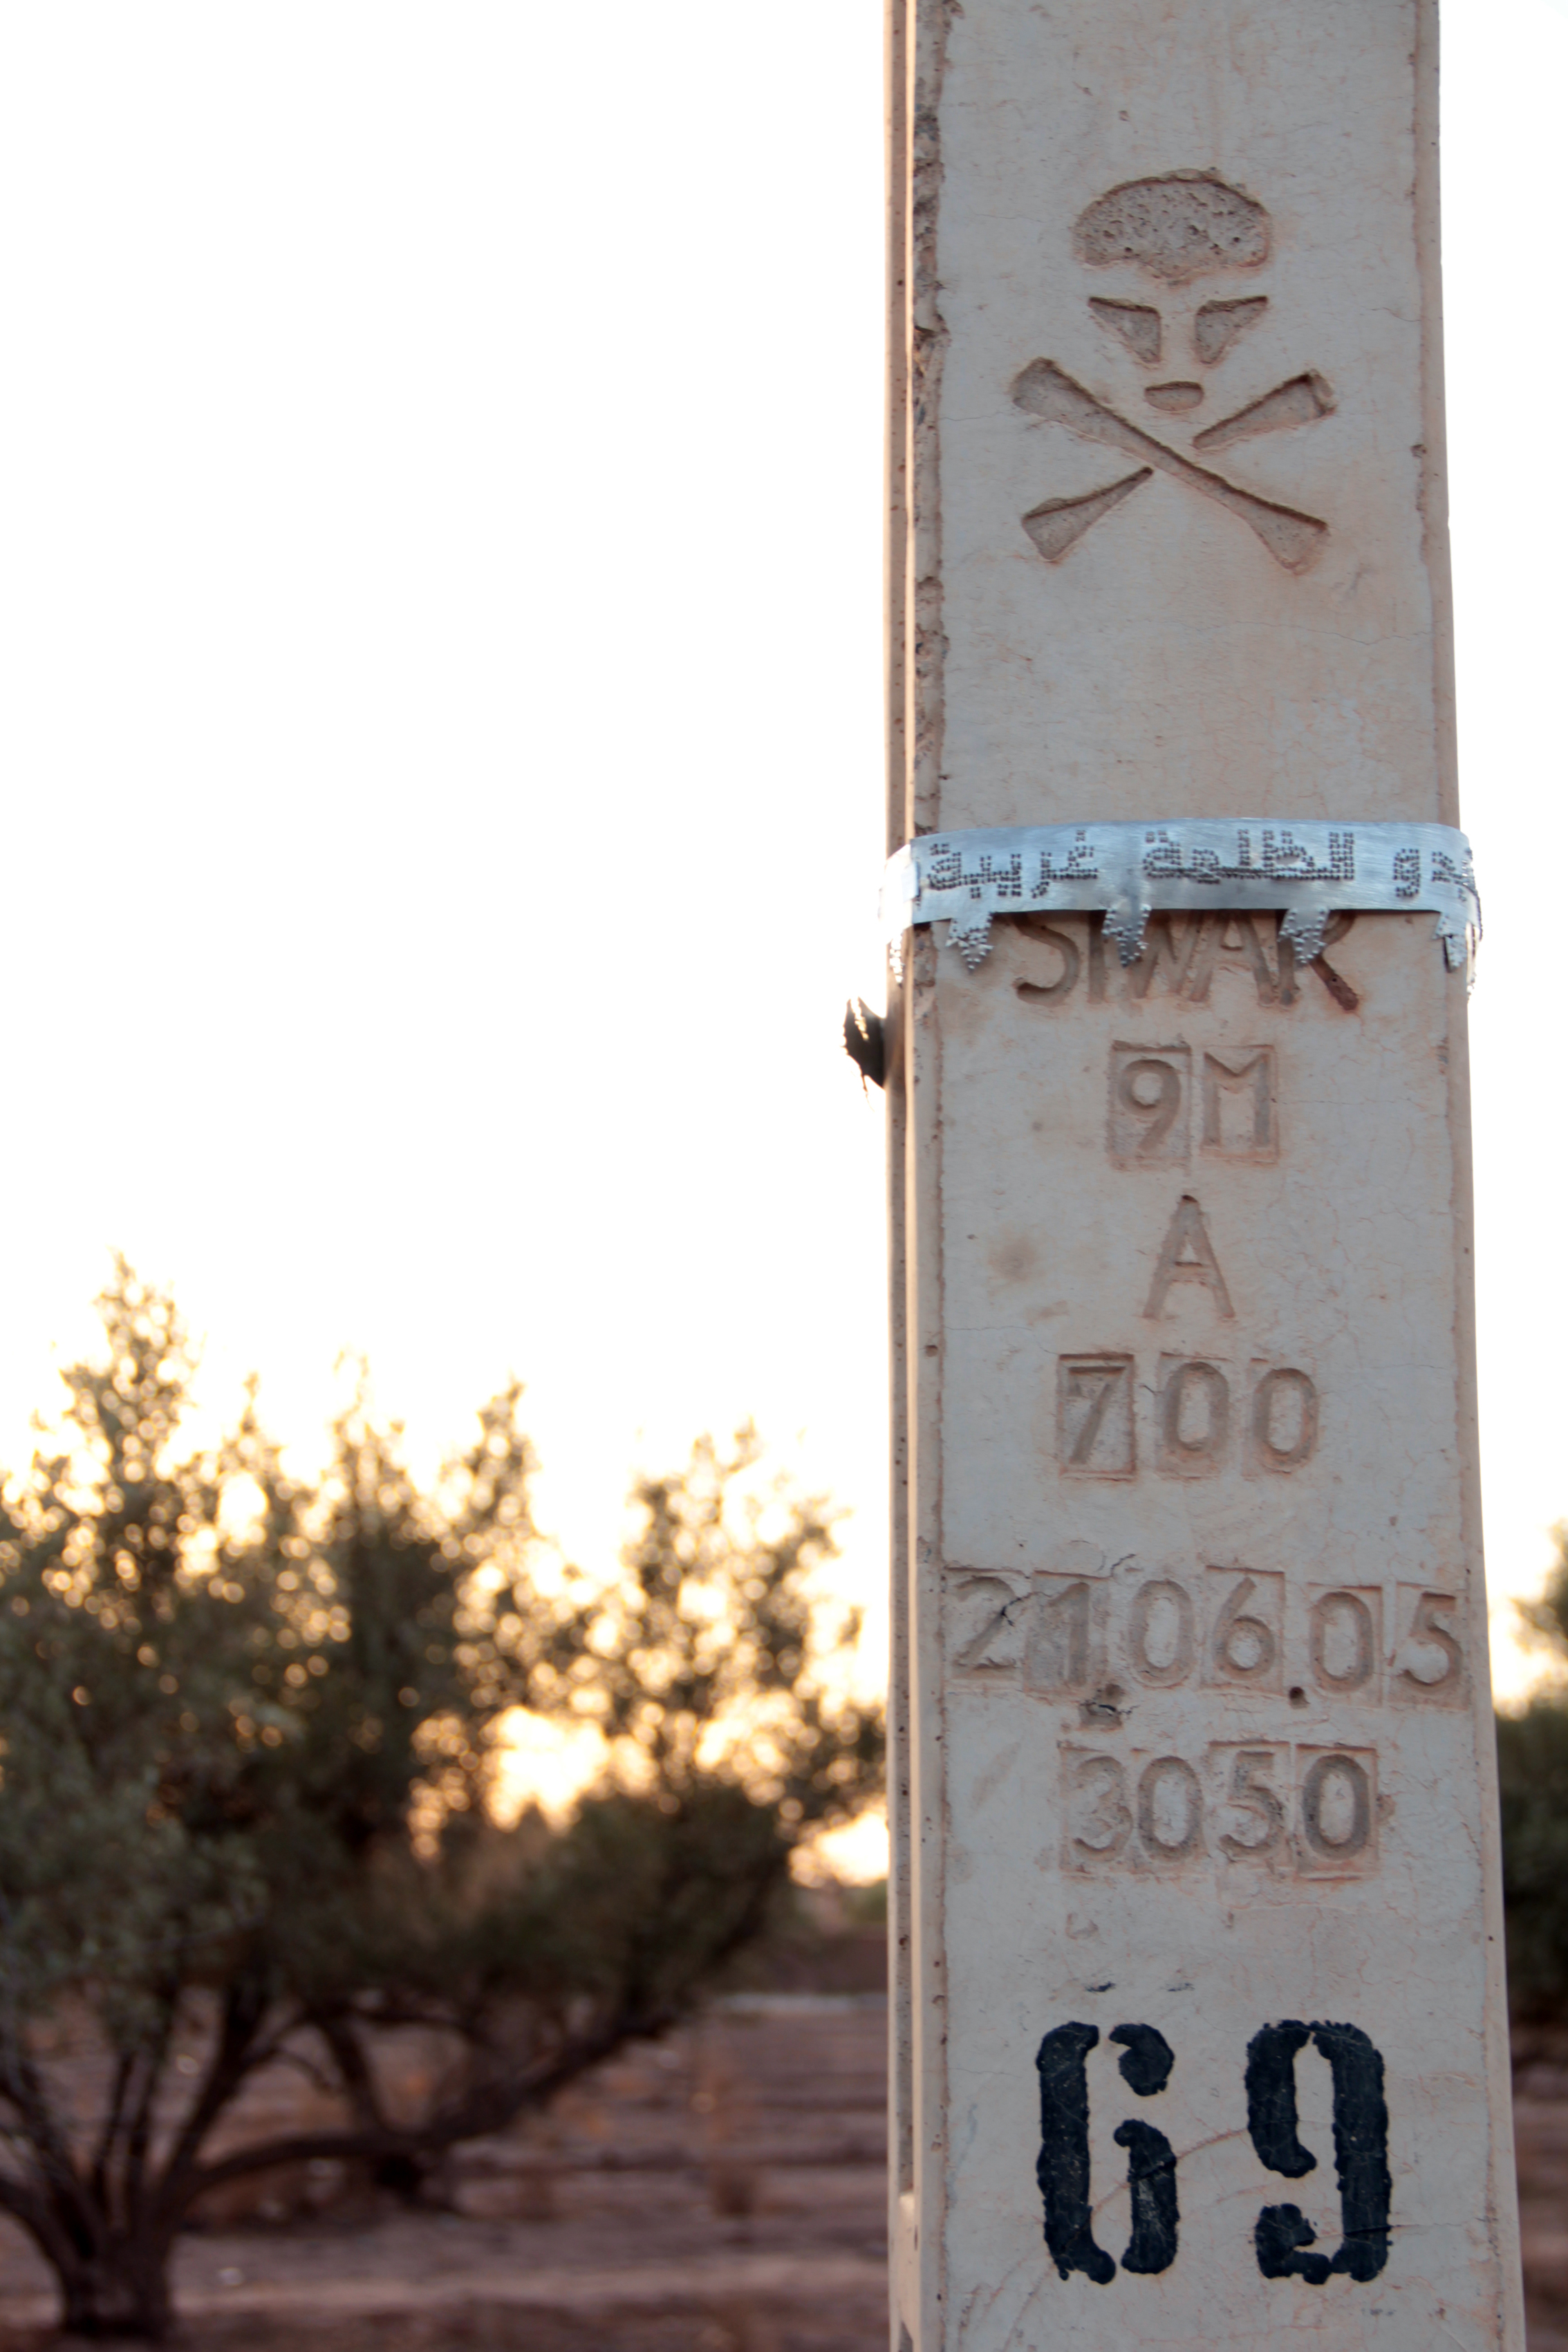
[
  {"x1": 0, "y1": 1262, "x2": 881, "y2": 2338},
  {"x1": 1497, "y1": 1524, "x2": 1568, "y2": 2024}
]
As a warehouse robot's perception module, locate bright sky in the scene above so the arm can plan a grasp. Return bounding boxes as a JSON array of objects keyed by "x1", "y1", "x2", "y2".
[{"x1": 0, "y1": 3, "x2": 1560, "y2": 1893}]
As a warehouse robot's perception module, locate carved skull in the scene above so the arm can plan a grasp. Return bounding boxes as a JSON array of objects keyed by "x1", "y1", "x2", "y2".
[{"x1": 1011, "y1": 170, "x2": 1336, "y2": 571}]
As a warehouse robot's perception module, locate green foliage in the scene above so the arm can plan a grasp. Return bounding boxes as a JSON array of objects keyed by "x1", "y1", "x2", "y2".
[
  {"x1": 0, "y1": 1262, "x2": 883, "y2": 2337},
  {"x1": 1515, "y1": 1522, "x2": 1568, "y2": 1661},
  {"x1": 1499, "y1": 1522, "x2": 1568, "y2": 2022},
  {"x1": 534, "y1": 1426, "x2": 880, "y2": 1821},
  {"x1": 1497, "y1": 1703, "x2": 1568, "y2": 2022}
]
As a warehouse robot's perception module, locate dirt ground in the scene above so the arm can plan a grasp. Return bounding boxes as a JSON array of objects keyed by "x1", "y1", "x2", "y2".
[
  {"x1": 0, "y1": 1993, "x2": 888, "y2": 2352},
  {"x1": 1511, "y1": 2047, "x2": 1568, "y2": 2351},
  {"x1": 1, "y1": 1990, "x2": 1567, "y2": 2348}
]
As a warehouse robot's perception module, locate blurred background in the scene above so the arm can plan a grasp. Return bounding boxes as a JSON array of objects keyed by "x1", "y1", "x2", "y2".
[
  {"x1": 0, "y1": 0, "x2": 894, "y2": 1873},
  {"x1": 0, "y1": 0, "x2": 1560, "y2": 1814},
  {"x1": 0, "y1": 3, "x2": 1564, "y2": 2346}
]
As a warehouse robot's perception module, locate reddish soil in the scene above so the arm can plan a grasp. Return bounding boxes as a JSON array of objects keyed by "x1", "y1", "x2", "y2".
[
  {"x1": 0, "y1": 1994, "x2": 888, "y2": 2352},
  {"x1": 1513, "y1": 2051, "x2": 1568, "y2": 2351},
  {"x1": 1, "y1": 1986, "x2": 1565, "y2": 2347}
]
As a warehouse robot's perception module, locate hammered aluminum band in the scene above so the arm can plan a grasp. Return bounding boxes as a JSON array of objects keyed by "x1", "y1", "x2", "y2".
[{"x1": 879, "y1": 819, "x2": 1480, "y2": 974}]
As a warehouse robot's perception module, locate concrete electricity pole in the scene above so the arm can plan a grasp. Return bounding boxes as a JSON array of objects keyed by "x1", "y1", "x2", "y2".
[{"x1": 881, "y1": 3, "x2": 1524, "y2": 2345}]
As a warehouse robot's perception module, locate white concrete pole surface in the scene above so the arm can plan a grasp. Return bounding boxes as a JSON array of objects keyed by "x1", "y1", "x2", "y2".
[{"x1": 882, "y1": 3, "x2": 1525, "y2": 2348}]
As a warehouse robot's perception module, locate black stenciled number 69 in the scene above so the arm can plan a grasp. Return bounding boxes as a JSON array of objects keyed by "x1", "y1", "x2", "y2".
[
  {"x1": 1245, "y1": 2021, "x2": 1391, "y2": 2283},
  {"x1": 1034, "y1": 2022, "x2": 1178, "y2": 2284}
]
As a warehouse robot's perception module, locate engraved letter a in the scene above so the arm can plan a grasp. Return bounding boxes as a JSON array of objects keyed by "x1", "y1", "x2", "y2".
[{"x1": 1143, "y1": 1195, "x2": 1235, "y2": 1320}]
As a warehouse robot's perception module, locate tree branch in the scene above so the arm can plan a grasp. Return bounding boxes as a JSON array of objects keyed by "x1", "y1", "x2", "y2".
[
  {"x1": 150, "y1": 1970, "x2": 271, "y2": 2226},
  {"x1": 121, "y1": 1986, "x2": 180, "y2": 2230},
  {"x1": 89, "y1": 2050, "x2": 136, "y2": 2217}
]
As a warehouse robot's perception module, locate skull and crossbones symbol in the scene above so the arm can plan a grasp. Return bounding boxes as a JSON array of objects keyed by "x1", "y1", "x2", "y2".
[{"x1": 1011, "y1": 171, "x2": 1334, "y2": 573}]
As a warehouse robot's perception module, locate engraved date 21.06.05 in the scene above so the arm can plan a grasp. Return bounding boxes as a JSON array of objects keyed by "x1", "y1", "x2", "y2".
[{"x1": 948, "y1": 1570, "x2": 1466, "y2": 1711}]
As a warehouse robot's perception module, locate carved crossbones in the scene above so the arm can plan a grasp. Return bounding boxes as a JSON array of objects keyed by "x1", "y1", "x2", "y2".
[{"x1": 1013, "y1": 171, "x2": 1335, "y2": 573}]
